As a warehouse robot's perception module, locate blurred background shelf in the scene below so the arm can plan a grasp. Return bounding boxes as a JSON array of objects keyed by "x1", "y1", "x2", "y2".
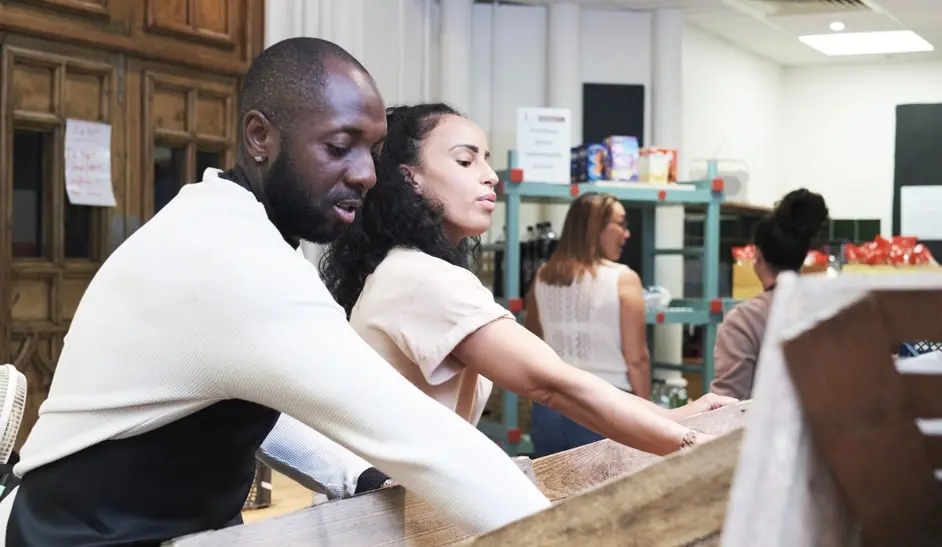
[{"x1": 475, "y1": 151, "x2": 727, "y2": 456}]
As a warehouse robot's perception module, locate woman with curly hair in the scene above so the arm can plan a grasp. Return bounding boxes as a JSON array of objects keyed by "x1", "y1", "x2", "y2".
[
  {"x1": 257, "y1": 104, "x2": 741, "y2": 501},
  {"x1": 315, "y1": 102, "x2": 737, "y2": 459}
]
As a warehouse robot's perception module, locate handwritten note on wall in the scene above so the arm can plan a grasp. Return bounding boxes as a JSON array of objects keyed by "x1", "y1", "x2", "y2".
[{"x1": 65, "y1": 119, "x2": 117, "y2": 207}]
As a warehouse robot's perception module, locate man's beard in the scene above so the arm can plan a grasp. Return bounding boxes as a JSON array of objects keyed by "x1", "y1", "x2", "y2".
[{"x1": 264, "y1": 151, "x2": 344, "y2": 244}]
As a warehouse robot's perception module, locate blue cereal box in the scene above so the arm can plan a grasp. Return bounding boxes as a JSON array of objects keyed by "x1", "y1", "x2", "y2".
[
  {"x1": 584, "y1": 143, "x2": 607, "y2": 182},
  {"x1": 604, "y1": 136, "x2": 640, "y2": 182}
]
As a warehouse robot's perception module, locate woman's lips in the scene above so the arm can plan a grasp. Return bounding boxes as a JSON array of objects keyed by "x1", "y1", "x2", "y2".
[{"x1": 477, "y1": 193, "x2": 497, "y2": 211}]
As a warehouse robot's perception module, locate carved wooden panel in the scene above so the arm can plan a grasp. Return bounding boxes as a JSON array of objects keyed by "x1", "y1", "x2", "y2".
[
  {"x1": 145, "y1": 0, "x2": 236, "y2": 48},
  {"x1": 0, "y1": 38, "x2": 123, "y2": 446},
  {"x1": 8, "y1": 333, "x2": 60, "y2": 449},
  {"x1": 7, "y1": 51, "x2": 58, "y2": 116},
  {"x1": 139, "y1": 65, "x2": 237, "y2": 219},
  {"x1": 0, "y1": 0, "x2": 265, "y2": 75},
  {"x1": 7, "y1": 0, "x2": 112, "y2": 20}
]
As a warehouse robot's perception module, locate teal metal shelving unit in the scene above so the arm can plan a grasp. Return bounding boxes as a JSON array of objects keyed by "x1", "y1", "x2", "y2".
[{"x1": 477, "y1": 150, "x2": 730, "y2": 456}]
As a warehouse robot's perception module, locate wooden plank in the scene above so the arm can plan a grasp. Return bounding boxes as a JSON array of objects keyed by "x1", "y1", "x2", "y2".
[
  {"x1": 723, "y1": 273, "x2": 860, "y2": 547},
  {"x1": 171, "y1": 457, "x2": 535, "y2": 547},
  {"x1": 532, "y1": 401, "x2": 751, "y2": 501},
  {"x1": 724, "y1": 272, "x2": 942, "y2": 547},
  {"x1": 783, "y1": 296, "x2": 937, "y2": 544},
  {"x1": 783, "y1": 291, "x2": 942, "y2": 547},
  {"x1": 462, "y1": 430, "x2": 745, "y2": 547},
  {"x1": 171, "y1": 403, "x2": 751, "y2": 547}
]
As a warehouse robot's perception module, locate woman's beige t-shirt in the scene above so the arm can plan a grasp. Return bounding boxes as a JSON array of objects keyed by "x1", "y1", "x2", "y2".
[{"x1": 348, "y1": 247, "x2": 512, "y2": 424}]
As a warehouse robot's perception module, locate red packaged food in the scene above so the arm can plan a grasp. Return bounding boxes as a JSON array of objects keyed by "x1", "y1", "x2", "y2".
[
  {"x1": 844, "y1": 243, "x2": 860, "y2": 264},
  {"x1": 860, "y1": 236, "x2": 890, "y2": 265},
  {"x1": 912, "y1": 244, "x2": 935, "y2": 265},
  {"x1": 731, "y1": 245, "x2": 756, "y2": 263},
  {"x1": 805, "y1": 250, "x2": 829, "y2": 267}
]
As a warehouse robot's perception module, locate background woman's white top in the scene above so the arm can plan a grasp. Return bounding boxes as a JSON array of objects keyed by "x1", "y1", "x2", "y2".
[{"x1": 534, "y1": 260, "x2": 631, "y2": 392}]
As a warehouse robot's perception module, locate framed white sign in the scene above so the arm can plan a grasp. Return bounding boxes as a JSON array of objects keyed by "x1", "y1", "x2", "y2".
[{"x1": 515, "y1": 107, "x2": 571, "y2": 184}]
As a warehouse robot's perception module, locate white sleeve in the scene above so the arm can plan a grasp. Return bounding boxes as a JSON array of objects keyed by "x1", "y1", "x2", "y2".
[
  {"x1": 200, "y1": 257, "x2": 550, "y2": 535},
  {"x1": 257, "y1": 413, "x2": 373, "y2": 500}
]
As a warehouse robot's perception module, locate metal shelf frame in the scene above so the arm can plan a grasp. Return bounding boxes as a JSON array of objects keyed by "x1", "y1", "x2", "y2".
[{"x1": 479, "y1": 150, "x2": 727, "y2": 455}]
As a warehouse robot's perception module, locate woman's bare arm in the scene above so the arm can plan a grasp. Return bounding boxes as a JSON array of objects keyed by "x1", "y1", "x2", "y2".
[
  {"x1": 617, "y1": 269, "x2": 651, "y2": 399},
  {"x1": 453, "y1": 318, "x2": 692, "y2": 455}
]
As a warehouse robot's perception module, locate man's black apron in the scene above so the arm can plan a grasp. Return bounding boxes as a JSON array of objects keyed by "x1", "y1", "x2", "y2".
[{"x1": 5, "y1": 169, "x2": 281, "y2": 546}]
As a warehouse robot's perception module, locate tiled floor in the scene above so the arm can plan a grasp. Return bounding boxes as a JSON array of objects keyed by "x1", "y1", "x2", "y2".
[{"x1": 241, "y1": 471, "x2": 316, "y2": 524}]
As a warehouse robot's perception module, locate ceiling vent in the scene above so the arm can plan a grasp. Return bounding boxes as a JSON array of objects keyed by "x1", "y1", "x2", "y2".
[{"x1": 744, "y1": 0, "x2": 873, "y2": 16}]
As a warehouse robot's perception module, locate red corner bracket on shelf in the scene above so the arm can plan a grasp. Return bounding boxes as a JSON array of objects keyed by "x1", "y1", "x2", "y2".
[
  {"x1": 569, "y1": 184, "x2": 579, "y2": 197},
  {"x1": 709, "y1": 299, "x2": 723, "y2": 314},
  {"x1": 507, "y1": 298, "x2": 524, "y2": 313},
  {"x1": 509, "y1": 168, "x2": 524, "y2": 183},
  {"x1": 711, "y1": 178, "x2": 725, "y2": 192},
  {"x1": 507, "y1": 428, "x2": 522, "y2": 444}
]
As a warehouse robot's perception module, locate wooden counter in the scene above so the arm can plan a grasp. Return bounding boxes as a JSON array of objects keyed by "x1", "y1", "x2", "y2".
[{"x1": 170, "y1": 403, "x2": 751, "y2": 547}]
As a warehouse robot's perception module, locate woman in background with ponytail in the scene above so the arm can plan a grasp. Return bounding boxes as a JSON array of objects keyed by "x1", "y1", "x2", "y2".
[{"x1": 710, "y1": 189, "x2": 829, "y2": 400}]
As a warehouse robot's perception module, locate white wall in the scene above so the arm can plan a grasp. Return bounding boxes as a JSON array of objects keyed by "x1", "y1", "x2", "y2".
[
  {"x1": 581, "y1": 10, "x2": 654, "y2": 148},
  {"x1": 470, "y1": 3, "x2": 547, "y2": 242},
  {"x1": 266, "y1": 0, "x2": 440, "y2": 106},
  {"x1": 469, "y1": 5, "x2": 654, "y2": 242},
  {"x1": 264, "y1": 2, "x2": 787, "y2": 240},
  {"x1": 681, "y1": 25, "x2": 783, "y2": 207},
  {"x1": 779, "y1": 61, "x2": 942, "y2": 232}
]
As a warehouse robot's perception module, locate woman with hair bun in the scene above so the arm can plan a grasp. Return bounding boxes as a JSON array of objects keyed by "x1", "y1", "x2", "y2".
[{"x1": 710, "y1": 189, "x2": 829, "y2": 399}]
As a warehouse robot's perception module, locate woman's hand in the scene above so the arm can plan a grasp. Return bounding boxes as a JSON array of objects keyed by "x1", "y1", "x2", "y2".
[{"x1": 670, "y1": 393, "x2": 739, "y2": 420}]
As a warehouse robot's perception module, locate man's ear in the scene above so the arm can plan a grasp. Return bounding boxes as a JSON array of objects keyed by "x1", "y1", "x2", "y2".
[{"x1": 243, "y1": 110, "x2": 279, "y2": 164}]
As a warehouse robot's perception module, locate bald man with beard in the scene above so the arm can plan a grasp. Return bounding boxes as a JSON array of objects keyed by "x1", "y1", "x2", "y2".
[{"x1": 0, "y1": 38, "x2": 549, "y2": 547}]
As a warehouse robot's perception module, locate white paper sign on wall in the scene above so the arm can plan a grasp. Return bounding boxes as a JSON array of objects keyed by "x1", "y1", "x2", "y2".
[
  {"x1": 64, "y1": 119, "x2": 117, "y2": 207},
  {"x1": 516, "y1": 107, "x2": 571, "y2": 184}
]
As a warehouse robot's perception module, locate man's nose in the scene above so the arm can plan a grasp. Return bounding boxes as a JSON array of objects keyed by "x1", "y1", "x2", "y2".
[{"x1": 346, "y1": 150, "x2": 378, "y2": 193}]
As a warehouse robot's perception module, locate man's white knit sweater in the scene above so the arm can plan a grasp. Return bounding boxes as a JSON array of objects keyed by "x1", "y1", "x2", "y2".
[{"x1": 14, "y1": 169, "x2": 549, "y2": 535}]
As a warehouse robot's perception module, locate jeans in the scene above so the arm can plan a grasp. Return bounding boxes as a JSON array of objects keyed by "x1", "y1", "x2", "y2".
[{"x1": 530, "y1": 404, "x2": 604, "y2": 459}]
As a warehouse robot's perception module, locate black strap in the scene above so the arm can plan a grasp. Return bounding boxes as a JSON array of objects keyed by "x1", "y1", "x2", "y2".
[{"x1": 219, "y1": 166, "x2": 262, "y2": 202}]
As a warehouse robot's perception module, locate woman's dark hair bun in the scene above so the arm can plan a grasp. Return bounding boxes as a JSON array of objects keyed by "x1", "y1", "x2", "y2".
[{"x1": 771, "y1": 188, "x2": 829, "y2": 241}]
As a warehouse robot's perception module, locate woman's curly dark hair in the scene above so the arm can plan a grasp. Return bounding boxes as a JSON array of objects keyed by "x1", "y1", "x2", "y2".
[{"x1": 319, "y1": 103, "x2": 476, "y2": 317}]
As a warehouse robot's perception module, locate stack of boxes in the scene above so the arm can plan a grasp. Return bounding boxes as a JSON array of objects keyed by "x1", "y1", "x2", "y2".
[{"x1": 570, "y1": 136, "x2": 677, "y2": 184}]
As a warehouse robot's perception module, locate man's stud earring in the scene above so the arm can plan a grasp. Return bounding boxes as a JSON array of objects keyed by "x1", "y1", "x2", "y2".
[{"x1": 254, "y1": 156, "x2": 264, "y2": 163}]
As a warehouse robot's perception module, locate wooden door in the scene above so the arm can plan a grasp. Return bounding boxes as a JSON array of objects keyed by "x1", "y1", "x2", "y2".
[
  {"x1": 0, "y1": 35, "x2": 127, "y2": 447},
  {"x1": 0, "y1": 0, "x2": 264, "y2": 75},
  {"x1": 125, "y1": 59, "x2": 239, "y2": 224},
  {"x1": 0, "y1": 0, "x2": 262, "y2": 446}
]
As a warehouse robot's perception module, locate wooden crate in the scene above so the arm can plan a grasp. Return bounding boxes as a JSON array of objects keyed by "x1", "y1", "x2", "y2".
[
  {"x1": 723, "y1": 271, "x2": 942, "y2": 547},
  {"x1": 464, "y1": 431, "x2": 743, "y2": 547},
  {"x1": 170, "y1": 403, "x2": 751, "y2": 546}
]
